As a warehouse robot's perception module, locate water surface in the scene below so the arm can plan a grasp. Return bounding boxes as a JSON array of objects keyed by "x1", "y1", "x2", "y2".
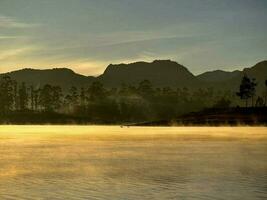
[{"x1": 0, "y1": 126, "x2": 266, "y2": 200}]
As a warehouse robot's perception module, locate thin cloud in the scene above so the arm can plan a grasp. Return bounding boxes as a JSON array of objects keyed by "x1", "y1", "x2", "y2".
[
  {"x1": 0, "y1": 35, "x2": 26, "y2": 40},
  {"x1": 0, "y1": 15, "x2": 39, "y2": 28},
  {"x1": 0, "y1": 46, "x2": 38, "y2": 61}
]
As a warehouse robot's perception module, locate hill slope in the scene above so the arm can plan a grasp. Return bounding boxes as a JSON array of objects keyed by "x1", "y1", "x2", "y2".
[
  {"x1": 0, "y1": 60, "x2": 266, "y2": 92},
  {"x1": 197, "y1": 70, "x2": 242, "y2": 82},
  {"x1": 197, "y1": 61, "x2": 267, "y2": 92},
  {"x1": 0, "y1": 68, "x2": 95, "y2": 91},
  {"x1": 98, "y1": 60, "x2": 199, "y2": 87}
]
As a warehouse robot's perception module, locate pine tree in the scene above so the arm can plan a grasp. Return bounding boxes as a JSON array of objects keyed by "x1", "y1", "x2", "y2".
[
  {"x1": 18, "y1": 82, "x2": 28, "y2": 111},
  {"x1": 236, "y1": 75, "x2": 257, "y2": 107}
]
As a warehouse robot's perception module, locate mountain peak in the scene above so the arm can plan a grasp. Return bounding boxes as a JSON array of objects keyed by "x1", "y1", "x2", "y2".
[
  {"x1": 152, "y1": 59, "x2": 174, "y2": 64},
  {"x1": 7, "y1": 67, "x2": 76, "y2": 75},
  {"x1": 251, "y1": 60, "x2": 267, "y2": 69},
  {"x1": 255, "y1": 60, "x2": 267, "y2": 65},
  {"x1": 99, "y1": 59, "x2": 196, "y2": 87}
]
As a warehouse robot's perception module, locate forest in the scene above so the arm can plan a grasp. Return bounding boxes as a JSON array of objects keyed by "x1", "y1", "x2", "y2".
[{"x1": 0, "y1": 75, "x2": 266, "y2": 124}]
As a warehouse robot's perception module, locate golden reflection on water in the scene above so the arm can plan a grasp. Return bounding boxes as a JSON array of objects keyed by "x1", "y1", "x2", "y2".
[{"x1": 0, "y1": 126, "x2": 266, "y2": 200}]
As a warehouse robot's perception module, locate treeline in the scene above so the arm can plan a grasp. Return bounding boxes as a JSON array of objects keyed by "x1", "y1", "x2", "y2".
[
  {"x1": 0, "y1": 75, "x2": 266, "y2": 123},
  {"x1": 236, "y1": 75, "x2": 267, "y2": 107}
]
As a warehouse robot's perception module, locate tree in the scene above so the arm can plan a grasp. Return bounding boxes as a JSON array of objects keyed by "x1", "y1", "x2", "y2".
[
  {"x1": 87, "y1": 81, "x2": 106, "y2": 101},
  {"x1": 64, "y1": 86, "x2": 79, "y2": 112},
  {"x1": 13, "y1": 81, "x2": 19, "y2": 111},
  {"x1": 69, "y1": 86, "x2": 79, "y2": 105},
  {"x1": 213, "y1": 97, "x2": 231, "y2": 108},
  {"x1": 265, "y1": 80, "x2": 267, "y2": 106},
  {"x1": 250, "y1": 78, "x2": 257, "y2": 107},
  {"x1": 52, "y1": 86, "x2": 63, "y2": 111},
  {"x1": 0, "y1": 76, "x2": 15, "y2": 114},
  {"x1": 18, "y1": 82, "x2": 28, "y2": 111},
  {"x1": 29, "y1": 85, "x2": 35, "y2": 111},
  {"x1": 33, "y1": 88, "x2": 40, "y2": 111},
  {"x1": 39, "y1": 84, "x2": 62, "y2": 112},
  {"x1": 236, "y1": 75, "x2": 256, "y2": 107},
  {"x1": 79, "y1": 87, "x2": 86, "y2": 106},
  {"x1": 138, "y1": 80, "x2": 153, "y2": 98},
  {"x1": 39, "y1": 85, "x2": 53, "y2": 111},
  {"x1": 255, "y1": 96, "x2": 264, "y2": 107}
]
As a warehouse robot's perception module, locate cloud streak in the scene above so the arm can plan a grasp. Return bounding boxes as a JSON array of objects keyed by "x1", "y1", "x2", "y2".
[
  {"x1": 0, "y1": 46, "x2": 38, "y2": 61},
  {"x1": 0, "y1": 15, "x2": 39, "y2": 28}
]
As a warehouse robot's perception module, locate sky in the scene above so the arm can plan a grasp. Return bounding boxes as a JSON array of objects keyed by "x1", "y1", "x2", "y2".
[{"x1": 0, "y1": 0, "x2": 266, "y2": 75}]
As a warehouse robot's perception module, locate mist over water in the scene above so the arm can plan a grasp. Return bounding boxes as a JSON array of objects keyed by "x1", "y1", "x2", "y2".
[{"x1": 0, "y1": 126, "x2": 266, "y2": 200}]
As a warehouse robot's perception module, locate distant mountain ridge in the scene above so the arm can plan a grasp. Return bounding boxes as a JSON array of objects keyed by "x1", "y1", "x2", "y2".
[
  {"x1": 98, "y1": 60, "x2": 199, "y2": 87},
  {"x1": 2, "y1": 68, "x2": 95, "y2": 91},
  {"x1": 197, "y1": 70, "x2": 242, "y2": 82},
  {"x1": 1, "y1": 60, "x2": 266, "y2": 92},
  {"x1": 197, "y1": 60, "x2": 267, "y2": 92}
]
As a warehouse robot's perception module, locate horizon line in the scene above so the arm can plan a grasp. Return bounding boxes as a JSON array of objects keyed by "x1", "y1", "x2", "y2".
[{"x1": 0, "y1": 59, "x2": 266, "y2": 77}]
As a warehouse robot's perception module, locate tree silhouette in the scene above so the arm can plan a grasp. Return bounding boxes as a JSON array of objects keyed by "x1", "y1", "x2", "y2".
[
  {"x1": 2, "y1": 74, "x2": 265, "y2": 124},
  {"x1": 52, "y1": 86, "x2": 63, "y2": 111},
  {"x1": 65, "y1": 86, "x2": 79, "y2": 112},
  {"x1": 69, "y1": 86, "x2": 79, "y2": 105},
  {"x1": 255, "y1": 96, "x2": 264, "y2": 107},
  {"x1": 236, "y1": 75, "x2": 256, "y2": 107},
  {"x1": 13, "y1": 81, "x2": 19, "y2": 111},
  {"x1": 18, "y1": 82, "x2": 28, "y2": 111},
  {"x1": 138, "y1": 80, "x2": 153, "y2": 98},
  {"x1": 0, "y1": 76, "x2": 15, "y2": 114},
  {"x1": 250, "y1": 78, "x2": 257, "y2": 107},
  {"x1": 213, "y1": 97, "x2": 231, "y2": 108},
  {"x1": 39, "y1": 84, "x2": 62, "y2": 112},
  {"x1": 33, "y1": 88, "x2": 40, "y2": 111},
  {"x1": 79, "y1": 87, "x2": 86, "y2": 107},
  {"x1": 29, "y1": 85, "x2": 35, "y2": 111},
  {"x1": 87, "y1": 81, "x2": 106, "y2": 101}
]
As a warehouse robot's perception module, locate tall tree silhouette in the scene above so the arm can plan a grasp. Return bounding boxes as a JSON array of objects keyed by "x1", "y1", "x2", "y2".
[
  {"x1": 69, "y1": 86, "x2": 79, "y2": 105},
  {"x1": 0, "y1": 76, "x2": 14, "y2": 114},
  {"x1": 65, "y1": 86, "x2": 79, "y2": 112},
  {"x1": 39, "y1": 84, "x2": 62, "y2": 112},
  {"x1": 236, "y1": 75, "x2": 256, "y2": 107},
  {"x1": 79, "y1": 87, "x2": 86, "y2": 107},
  {"x1": 18, "y1": 82, "x2": 28, "y2": 111},
  {"x1": 250, "y1": 78, "x2": 257, "y2": 107},
  {"x1": 29, "y1": 85, "x2": 34, "y2": 111},
  {"x1": 87, "y1": 81, "x2": 106, "y2": 101},
  {"x1": 13, "y1": 81, "x2": 19, "y2": 111},
  {"x1": 33, "y1": 88, "x2": 40, "y2": 111},
  {"x1": 138, "y1": 80, "x2": 153, "y2": 98}
]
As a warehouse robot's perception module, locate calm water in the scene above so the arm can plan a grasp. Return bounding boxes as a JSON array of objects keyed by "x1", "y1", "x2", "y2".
[{"x1": 0, "y1": 126, "x2": 266, "y2": 200}]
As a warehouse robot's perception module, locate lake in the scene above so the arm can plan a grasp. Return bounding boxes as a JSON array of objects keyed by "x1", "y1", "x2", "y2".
[{"x1": 0, "y1": 126, "x2": 266, "y2": 200}]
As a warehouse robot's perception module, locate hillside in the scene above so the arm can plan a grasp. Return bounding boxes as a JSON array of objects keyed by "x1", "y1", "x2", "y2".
[
  {"x1": 197, "y1": 70, "x2": 242, "y2": 82},
  {"x1": 1, "y1": 68, "x2": 95, "y2": 91},
  {"x1": 197, "y1": 61, "x2": 267, "y2": 93},
  {"x1": 0, "y1": 60, "x2": 266, "y2": 92},
  {"x1": 98, "y1": 60, "x2": 199, "y2": 88}
]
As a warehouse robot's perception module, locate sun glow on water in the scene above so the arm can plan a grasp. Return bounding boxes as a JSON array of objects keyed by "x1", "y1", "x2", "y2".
[{"x1": 0, "y1": 126, "x2": 266, "y2": 199}]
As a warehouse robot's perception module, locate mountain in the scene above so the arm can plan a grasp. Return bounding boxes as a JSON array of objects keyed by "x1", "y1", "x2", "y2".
[
  {"x1": 197, "y1": 61, "x2": 267, "y2": 92},
  {"x1": 1, "y1": 68, "x2": 95, "y2": 91},
  {"x1": 197, "y1": 70, "x2": 242, "y2": 82},
  {"x1": 0, "y1": 60, "x2": 266, "y2": 92},
  {"x1": 98, "y1": 60, "x2": 199, "y2": 87},
  {"x1": 243, "y1": 61, "x2": 267, "y2": 92}
]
